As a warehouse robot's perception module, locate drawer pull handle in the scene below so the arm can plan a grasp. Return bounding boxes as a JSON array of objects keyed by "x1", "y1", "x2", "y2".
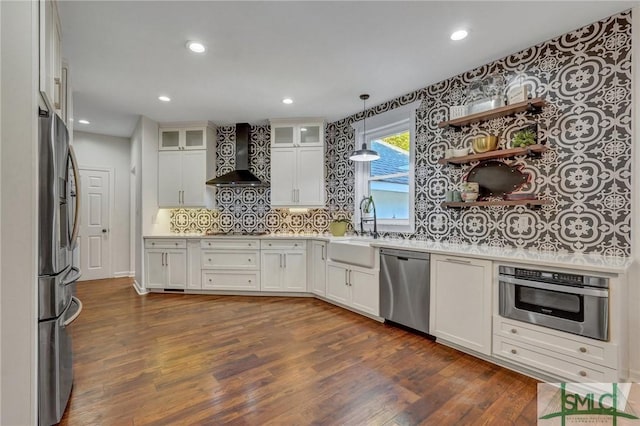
[
  {"x1": 510, "y1": 349, "x2": 517, "y2": 355},
  {"x1": 510, "y1": 328, "x2": 517, "y2": 334},
  {"x1": 579, "y1": 347, "x2": 587, "y2": 353},
  {"x1": 445, "y1": 258, "x2": 471, "y2": 264},
  {"x1": 579, "y1": 371, "x2": 587, "y2": 377}
]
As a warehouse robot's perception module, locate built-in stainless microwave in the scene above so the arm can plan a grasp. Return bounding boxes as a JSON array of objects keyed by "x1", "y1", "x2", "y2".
[{"x1": 498, "y1": 266, "x2": 609, "y2": 341}]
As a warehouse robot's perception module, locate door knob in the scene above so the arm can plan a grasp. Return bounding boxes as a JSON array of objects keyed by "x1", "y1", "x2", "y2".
[{"x1": 102, "y1": 229, "x2": 108, "y2": 233}]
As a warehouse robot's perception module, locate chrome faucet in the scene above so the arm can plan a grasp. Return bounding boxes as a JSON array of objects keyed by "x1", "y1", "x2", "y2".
[{"x1": 359, "y1": 196, "x2": 378, "y2": 239}]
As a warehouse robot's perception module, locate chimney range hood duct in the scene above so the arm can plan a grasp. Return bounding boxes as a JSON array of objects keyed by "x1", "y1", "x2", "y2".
[{"x1": 206, "y1": 123, "x2": 267, "y2": 187}]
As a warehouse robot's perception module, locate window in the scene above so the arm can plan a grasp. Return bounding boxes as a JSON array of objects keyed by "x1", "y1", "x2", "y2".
[{"x1": 352, "y1": 101, "x2": 419, "y2": 233}]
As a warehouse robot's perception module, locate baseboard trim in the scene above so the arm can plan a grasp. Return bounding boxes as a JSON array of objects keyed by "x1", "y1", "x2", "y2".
[
  {"x1": 132, "y1": 280, "x2": 148, "y2": 295},
  {"x1": 114, "y1": 271, "x2": 135, "y2": 278}
]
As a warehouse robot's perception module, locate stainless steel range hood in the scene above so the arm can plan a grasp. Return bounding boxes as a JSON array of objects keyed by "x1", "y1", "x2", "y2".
[{"x1": 206, "y1": 123, "x2": 267, "y2": 187}]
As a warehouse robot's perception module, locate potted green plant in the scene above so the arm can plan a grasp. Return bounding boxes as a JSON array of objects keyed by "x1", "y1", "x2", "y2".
[
  {"x1": 329, "y1": 218, "x2": 350, "y2": 237},
  {"x1": 511, "y1": 126, "x2": 537, "y2": 148}
]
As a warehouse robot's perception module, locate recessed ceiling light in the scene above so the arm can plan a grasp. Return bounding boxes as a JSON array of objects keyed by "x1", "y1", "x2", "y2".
[
  {"x1": 282, "y1": 98, "x2": 293, "y2": 104},
  {"x1": 186, "y1": 41, "x2": 206, "y2": 53},
  {"x1": 78, "y1": 119, "x2": 90, "y2": 125},
  {"x1": 158, "y1": 95, "x2": 171, "y2": 102},
  {"x1": 450, "y1": 30, "x2": 468, "y2": 41}
]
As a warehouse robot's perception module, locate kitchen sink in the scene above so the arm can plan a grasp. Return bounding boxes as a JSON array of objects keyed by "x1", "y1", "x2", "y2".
[{"x1": 327, "y1": 239, "x2": 375, "y2": 268}]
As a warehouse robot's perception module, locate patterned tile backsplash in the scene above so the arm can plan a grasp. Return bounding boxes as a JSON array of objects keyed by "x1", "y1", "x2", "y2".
[{"x1": 171, "y1": 11, "x2": 632, "y2": 256}]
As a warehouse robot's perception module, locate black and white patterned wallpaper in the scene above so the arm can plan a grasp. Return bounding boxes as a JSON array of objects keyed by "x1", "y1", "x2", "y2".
[{"x1": 171, "y1": 11, "x2": 632, "y2": 256}]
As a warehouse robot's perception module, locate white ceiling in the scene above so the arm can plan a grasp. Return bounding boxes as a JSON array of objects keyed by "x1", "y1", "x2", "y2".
[{"x1": 58, "y1": 1, "x2": 636, "y2": 138}]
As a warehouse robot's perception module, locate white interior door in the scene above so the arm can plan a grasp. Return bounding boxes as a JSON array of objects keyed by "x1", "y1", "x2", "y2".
[{"x1": 79, "y1": 168, "x2": 111, "y2": 280}]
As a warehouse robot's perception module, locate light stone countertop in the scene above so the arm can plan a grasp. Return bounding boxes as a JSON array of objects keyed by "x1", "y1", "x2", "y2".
[{"x1": 143, "y1": 233, "x2": 632, "y2": 274}]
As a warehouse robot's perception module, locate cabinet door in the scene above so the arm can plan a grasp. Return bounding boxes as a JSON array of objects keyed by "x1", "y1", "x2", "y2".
[
  {"x1": 296, "y1": 147, "x2": 325, "y2": 206},
  {"x1": 326, "y1": 263, "x2": 350, "y2": 305},
  {"x1": 158, "y1": 151, "x2": 182, "y2": 207},
  {"x1": 181, "y1": 151, "x2": 206, "y2": 207},
  {"x1": 165, "y1": 250, "x2": 187, "y2": 288},
  {"x1": 298, "y1": 124, "x2": 323, "y2": 146},
  {"x1": 282, "y1": 251, "x2": 307, "y2": 292},
  {"x1": 39, "y1": 0, "x2": 61, "y2": 112},
  {"x1": 270, "y1": 148, "x2": 296, "y2": 206},
  {"x1": 260, "y1": 251, "x2": 283, "y2": 291},
  {"x1": 159, "y1": 129, "x2": 181, "y2": 150},
  {"x1": 144, "y1": 249, "x2": 166, "y2": 288},
  {"x1": 430, "y1": 255, "x2": 492, "y2": 355},
  {"x1": 187, "y1": 240, "x2": 201, "y2": 289},
  {"x1": 183, "y1": 128, "x2": 206, "y2": 150},
  {"x1": 272, "y1": 125, "x2": 295, "y2": 147},
  {"x1": 311, "y1": 242, "x2": 327, "y2": 296},
  {"x1": 350, "y1": 269, "x2": 379, "y2": 316}
]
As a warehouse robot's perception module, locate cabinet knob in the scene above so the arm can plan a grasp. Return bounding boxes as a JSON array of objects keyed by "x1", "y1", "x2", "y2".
[
  {"x1": 294, "y1": 243, "x2": 298, "y2": 247},
  {"x1": 208, "y1": 279, "x2": 212, "y2": 282},
  {"x1": 208, "y1": 258, "x2": 212, "y2": 262},
  {"x1": 268, "y1": 243, "x2": 272, "y2": 246},
  {"x1": 510, "y1": 328, "x2": 517, "y2": 334},
  {"x1": 151, "y1": 242, "x2": 155, "y2": 245},
  {"x1": 248, "y1": 244, "x2": 252, "y2": 246},
  {"x1": 248, "y1": 259, "x2": 252, "y2": 262},
  {"x1": 175, "y1": 242, "x2": 178, "y2": 246},
  {"x1": 579, "y1": 371, "x2": 587, "y2": 377},
  {"x1": 579, "y1": 347, "x2": 587, "y2": 353},
  {"x1": 248, "y1": 279, "x2": 252, "y2": 283},
  {"x1": 208, "y1": 243, "x2": 211, "y2": 246},
  {"x1": 510, "y1": 349, "x2": 517, "y2": 355}
]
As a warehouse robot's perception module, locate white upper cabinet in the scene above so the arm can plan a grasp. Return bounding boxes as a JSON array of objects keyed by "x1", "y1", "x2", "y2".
[
  {"x1": 39, "y1": 0, "x2": 63, "y2": 118},
  {"x1": 160, "y1": 127, "x2": 207, "y2": 151},
  {"x1": 269, "y1": 118, "x2": 325, "y2": 208},
  {"x1": 270, "y1": 119, "x2": 324, "y2": 148},
  {"x1": 158, "y1": 122, "x2": 216, "y2": 208}
]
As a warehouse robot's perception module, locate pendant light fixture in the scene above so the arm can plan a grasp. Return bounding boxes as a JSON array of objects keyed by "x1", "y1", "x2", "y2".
[{"x1": 349, "y1": 94, "x2": 380, "y2": 162}]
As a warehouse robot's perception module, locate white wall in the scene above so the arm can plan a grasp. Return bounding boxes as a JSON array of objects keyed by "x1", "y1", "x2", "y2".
[
  {"x1": 131, "y1": 115, "x2": 159, "y2": 292},
  {"x1": 73, "y1": 131, "x2": 132, "y2": 277},
  {"x1": 627, "y1": 8, "x2": 639, "y2": 381},
  {"x1": 0, "y1": 1, "x2": 38, "y2": 423}
]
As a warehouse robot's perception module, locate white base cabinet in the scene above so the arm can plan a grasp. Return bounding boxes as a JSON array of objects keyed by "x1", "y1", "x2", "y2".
[
  {"x1": 310, "y1": 241, "x2": 327, "y2": 296},
  {"x1": 430, "y1": 254, "x2": 492, "y2": 356},
  {"x1": 187, "y1": 240, "x2": 201, "y2": 289},
  {"x1": 493, "y1": 316, "x2": 620, "y2": 382},
  {"x1": 260, "y1": 240, "x2": 306, "y2": 292},
  {"x1": 200, "y1": 239, "x2": 261, "y2": 291},
  {"x1": 326, "y1": 261, "x2": 379, "y2": 316},
  {"x1": 144, "y1": 239, "x2": 187, "y2": 289}
]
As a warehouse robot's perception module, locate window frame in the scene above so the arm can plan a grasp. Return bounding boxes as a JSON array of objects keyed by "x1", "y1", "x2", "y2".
[{"x1": 351, "y1": 101, "x2": 420, "y2": 234}]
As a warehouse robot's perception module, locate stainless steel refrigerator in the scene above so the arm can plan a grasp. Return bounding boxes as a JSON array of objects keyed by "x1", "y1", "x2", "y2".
[{"x1": 38, "y1": 110, "x2": 82, "y2": 425}]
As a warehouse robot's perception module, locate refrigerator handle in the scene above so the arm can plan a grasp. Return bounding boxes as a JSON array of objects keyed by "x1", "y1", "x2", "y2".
[
  {"x1": 63, "y1": 296, "x2": 83, "y2": 327},
  {"x1": 63, "y1": 266, "x2": 82, "y2": 286},
  {"x1": 68, "y1": 145, "x2": 81, "y2": 249}
]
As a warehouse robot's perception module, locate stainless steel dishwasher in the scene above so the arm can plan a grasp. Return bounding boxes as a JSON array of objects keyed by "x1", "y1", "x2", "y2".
[{"x1": 380, "y1": 248, "x2": 431, "y2": 334}]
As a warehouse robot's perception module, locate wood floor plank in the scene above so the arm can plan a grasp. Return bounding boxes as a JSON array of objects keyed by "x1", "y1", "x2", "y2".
[{"x1": 58, "y1": 278, "x2": 539, "y2": 425}]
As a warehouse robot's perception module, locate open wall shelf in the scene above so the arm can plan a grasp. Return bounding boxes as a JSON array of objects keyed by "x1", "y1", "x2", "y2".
[
  {"x1": 442, "y1": 199, "x2": 550, "y2": 209},
  {"x1": 438, "y1": 98, "x2": 546, "y2": 129},
  {"x1": 438, "y1": 144, "x2": 547, "y2": 165}
]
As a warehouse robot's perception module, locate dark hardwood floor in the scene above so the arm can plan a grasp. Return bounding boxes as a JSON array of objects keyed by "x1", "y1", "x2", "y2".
[{"x1": 59, "y1": 278, "x2": 538, "y2": 425}]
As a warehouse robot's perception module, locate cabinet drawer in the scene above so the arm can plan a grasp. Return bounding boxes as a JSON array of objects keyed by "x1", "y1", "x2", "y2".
[
  {"x1": 494, "y1": 317, "x2": 617, "y2": 368},
  {"x1": 202, "y1": 271, "x2": 259, "y2": 291},
  {"x1": 200, "y1": 239, "x2": 259, "y2": 250},
  {"x1": 261, "y1": 240, "x2": 306, "y2": 250},
  {"x1": 201, "y1": 251, "x2": 259, "y2": 269},
  {"x1": 145, "y1": 239, "x2": 187, "y2": 249},
  {"x1": 493, "y1": 336, "x2": 618, "y2": 382}
]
